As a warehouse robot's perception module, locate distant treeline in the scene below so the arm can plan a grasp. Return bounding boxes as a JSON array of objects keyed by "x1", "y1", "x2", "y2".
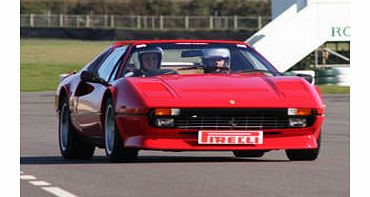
[{"x1": 21, "y1": 0, "x2": 271, "y2": 16}]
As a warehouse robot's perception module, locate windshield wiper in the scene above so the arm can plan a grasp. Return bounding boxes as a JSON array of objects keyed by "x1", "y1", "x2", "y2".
[{"x1": 236, "y1": 69, "x2": 275, "y2": 75}]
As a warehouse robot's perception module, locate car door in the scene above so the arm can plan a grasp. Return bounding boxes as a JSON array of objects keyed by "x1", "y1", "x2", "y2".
[
  {"x1": 76, "y1": 45, "x2": 128, "y2": 137},
  {"x1": 69, "y1": 47, "x2": 112, "y2": 131}
]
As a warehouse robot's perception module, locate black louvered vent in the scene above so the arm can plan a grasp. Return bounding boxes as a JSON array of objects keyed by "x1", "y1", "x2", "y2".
[{"x1": 173, "y1": 108, "x2": 314, "y2": 130}]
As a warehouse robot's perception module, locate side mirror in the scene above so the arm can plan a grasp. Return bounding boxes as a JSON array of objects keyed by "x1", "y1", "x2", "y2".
[
  {"x1": 287, "y1": 70, "x2": 315, "y2": 84},
  {"x1": 296, "y1": 73, "x2": 313, "y2": 84},
  {"x1": 80, "y1": 70, "x2": 110, "y2": 86}
]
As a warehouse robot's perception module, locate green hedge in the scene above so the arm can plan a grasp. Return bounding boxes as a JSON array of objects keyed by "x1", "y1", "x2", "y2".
[{"x1": 21, "y1": 0, "x2": 271, "y2": 16}]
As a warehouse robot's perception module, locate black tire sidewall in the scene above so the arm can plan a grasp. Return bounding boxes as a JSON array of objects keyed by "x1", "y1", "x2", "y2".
[
  {"x1": 104, "y1": 98, "x2": 116, "y2": 158},
  {"x1": 58, "y1": 98, "x2": 73, "y2": 157},
  {"x1": 104, "y1": 97, "x2": 124, "y2": 160},
  {"x1": 58, "y1": 97, "x2": 95, "y2": 159},
  {"x1": 103, "y1": 97, "x2": 138, "y2": 162}
]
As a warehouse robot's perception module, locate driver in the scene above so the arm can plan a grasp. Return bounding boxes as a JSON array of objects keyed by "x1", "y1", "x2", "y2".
[
  {"x1": 129, "y1": 46, "x2": 163, "y2": 77},
  {"x1": 201, "y1": 48, "x2": 230, "y2": 73}
]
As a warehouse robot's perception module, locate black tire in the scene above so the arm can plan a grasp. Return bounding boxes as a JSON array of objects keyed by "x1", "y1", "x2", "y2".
[
  {"x1": 316, "y1": 69, "x2": 339, "y2": 77},
  {"x1": 58, "y1": 97, "x2": 95, "y2": 159},
  {"x1": 233, "y1": 150, "x2": 265, "y2": 158},
  {"x1": 286, "y1": 134, "x2": 321, "y2": 161},
  {"x1": 104, "y1": 97, "x2": 138, "y2": 162},
  {"x1": 315, "y1": 76, "x2": 339, "y2": 84},
  {"x1": 282, "y1": 72, "x2": 296, "y2": 76}
]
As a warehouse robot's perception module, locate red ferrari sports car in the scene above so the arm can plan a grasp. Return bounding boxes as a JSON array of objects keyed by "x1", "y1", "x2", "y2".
[{"x1": 55, "y1": 40, "x2": 325, "y2": 162}]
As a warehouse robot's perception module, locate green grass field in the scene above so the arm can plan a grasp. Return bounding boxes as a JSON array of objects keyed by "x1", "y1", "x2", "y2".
[
  {"x1": 20, "y1": 39, "x2": 350, "y2": 94},
  {"x1": 319, "y1": 85, "x2": 350, "y2": 94},
  {"x1": 21, "y1": 39, "x2": 112, "y2": 91}
]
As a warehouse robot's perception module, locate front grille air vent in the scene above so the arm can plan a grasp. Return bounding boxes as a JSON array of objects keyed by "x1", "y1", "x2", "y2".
[{"x1": 173, "y1": 108, "x2": 314, "y2": 130}]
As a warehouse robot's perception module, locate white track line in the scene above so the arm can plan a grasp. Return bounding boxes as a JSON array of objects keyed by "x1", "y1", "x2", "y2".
[
  {"x1": 20, "y1": 175, "x2": 37, "y2": 180},
  {"x1": 21, "y1": 171, "x2": 78, "y2": 197},
  {"x1": 29, "y1": 181, "x2": 51, "y2": 186},
  {"x1": 42, "y1": 187, "x2": 78, "y2": 197}
]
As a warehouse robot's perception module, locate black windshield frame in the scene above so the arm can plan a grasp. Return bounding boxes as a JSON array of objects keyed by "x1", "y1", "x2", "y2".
[{"x1": 122, "y1": 43, "x2": 281, "y2": 77}]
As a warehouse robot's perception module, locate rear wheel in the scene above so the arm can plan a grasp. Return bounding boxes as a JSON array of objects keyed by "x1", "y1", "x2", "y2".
[
  {"x1": 233, "y1": 150, "x2": 265, "y2": 158},
  {"x1": 286, "y1": 134, "x2": 321, "y2": 161},
  {"x1": 104, "y1": 97, "x2": 138, "y2": 162},
  {"x1": 59, "y1": 97, "x2": 95, "y2": 159}
]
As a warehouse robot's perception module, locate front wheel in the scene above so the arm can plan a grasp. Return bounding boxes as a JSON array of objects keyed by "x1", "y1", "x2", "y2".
[
  {"x1": 285, "y1": 134, "x2": 321, "y2": 161},
  {"x1": 58, "y1": 97, "x2": 95, "y2": 159},
  {"x1": 104, "y1": 97, "x2": 138, "y2": 162}
]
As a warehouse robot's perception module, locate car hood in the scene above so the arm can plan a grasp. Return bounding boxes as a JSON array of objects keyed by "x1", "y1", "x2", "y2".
[{"x1": 127, "y1": 74, "x2": 323, "y2": 108}]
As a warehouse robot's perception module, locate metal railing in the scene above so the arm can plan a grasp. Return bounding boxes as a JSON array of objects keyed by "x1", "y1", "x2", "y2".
[{"x1": 20, "y1": 14, "x2": 271, "y2": 31}]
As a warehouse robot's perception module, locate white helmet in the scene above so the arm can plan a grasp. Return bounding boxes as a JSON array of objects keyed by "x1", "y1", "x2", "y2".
[
  {"x1": 201, "y1": 48, "x2": 230, "y2": 67},
  {"x1": 138, "y1": 46, "x2": 163, "y2": 70}
]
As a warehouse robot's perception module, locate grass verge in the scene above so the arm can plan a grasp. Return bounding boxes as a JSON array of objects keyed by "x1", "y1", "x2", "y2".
[
  {"x1": 21, "y1": 64, "x2": 82, "y2": 92},
  {"x1": 318, "y1": 85, "x2": 350, "y2": 94},
  {"x1": 21, "y1": 39, "x2": 111, "y2": 91}
]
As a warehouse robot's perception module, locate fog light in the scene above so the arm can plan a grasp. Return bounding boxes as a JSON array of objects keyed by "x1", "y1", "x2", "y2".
[
  {"x1": 155, "y1": 118, "x2": 175, "y2": 127},
  {"x1": 289, "y1": 118, "x2": 307, "y2": 127}
]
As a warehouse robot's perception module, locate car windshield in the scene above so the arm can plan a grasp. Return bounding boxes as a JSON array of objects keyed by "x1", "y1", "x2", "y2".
[{"x1": 123, "y1": 43, "x2": 280, "y2": 77}]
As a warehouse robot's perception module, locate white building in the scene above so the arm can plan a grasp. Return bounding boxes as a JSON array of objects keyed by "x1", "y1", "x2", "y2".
[{"x1": 246, "y1": 0, "x2": 350, "y2": 85}]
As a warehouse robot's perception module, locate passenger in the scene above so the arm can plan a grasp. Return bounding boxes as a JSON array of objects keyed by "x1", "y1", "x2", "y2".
[{"x1": 201, "y1": 48, "x2": 230, "y2": 73}]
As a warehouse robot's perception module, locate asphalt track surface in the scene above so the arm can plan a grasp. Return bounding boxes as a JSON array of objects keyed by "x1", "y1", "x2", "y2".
[{"x1": 21, "y1": 92, "x2": 349, "y2": 197}]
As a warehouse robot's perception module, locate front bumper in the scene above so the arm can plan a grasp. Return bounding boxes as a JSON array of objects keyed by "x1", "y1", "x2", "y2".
[{"x1": 116, "y1": 114, "x2": 324, "y2": 151}]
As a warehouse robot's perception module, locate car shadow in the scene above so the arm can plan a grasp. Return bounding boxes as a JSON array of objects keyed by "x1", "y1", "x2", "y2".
[{"x1": 20, "y1": 155, "x2": 288, "y2": 165}]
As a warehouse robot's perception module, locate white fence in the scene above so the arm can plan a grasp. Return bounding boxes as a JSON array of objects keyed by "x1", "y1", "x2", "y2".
[{"x1": 20, "y1": 14, "x2": 271, "y2": 30}]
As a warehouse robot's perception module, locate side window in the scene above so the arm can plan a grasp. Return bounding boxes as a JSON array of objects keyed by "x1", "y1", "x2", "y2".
[
  {"x1": 242, "y1": 50, "x2": 268, "y2": 71},
  {"x1": 241, "y1": 48, "x2": 280, "y2": 74},
  {"x1": 108, "y1": 57, "x2": 123, "y2": 82},
  {"x1": 86, "y1": 47, "x2": 112, "y2": 73},
  {"x1": 122, "y1": 52, "x2": 139, "y2": 77},
  {"x1": 97, "y1": 46, "x2": 128, "y2": 81}
]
